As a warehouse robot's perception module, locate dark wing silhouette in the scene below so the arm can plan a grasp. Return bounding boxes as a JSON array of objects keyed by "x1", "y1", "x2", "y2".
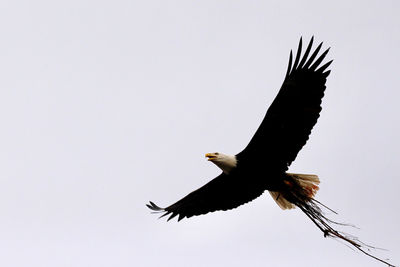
[
  {"x1": 237, "y1": 37, "x2": 332, "y2": 171},
  {"x1": 147, "y1": 172, "x2": 266, "y2": 221}
]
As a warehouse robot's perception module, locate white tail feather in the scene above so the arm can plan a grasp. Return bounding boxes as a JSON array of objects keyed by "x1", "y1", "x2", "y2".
[
  {"x1": 269, "y1": 191, "x2": 295, "y2": 210},
  {"x1": 269, "y1": 173, "x2": 320, "y2": 210}
]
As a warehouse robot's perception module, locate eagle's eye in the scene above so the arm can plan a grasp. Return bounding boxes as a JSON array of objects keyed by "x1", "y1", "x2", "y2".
[{"x1": 215, "y1": 152, "x2": 219, "y2": 155}]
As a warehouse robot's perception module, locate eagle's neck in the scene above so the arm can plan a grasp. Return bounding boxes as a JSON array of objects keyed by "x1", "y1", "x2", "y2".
[{"x1": 214, "y1": 154, "x2": 237, "y2": 174}]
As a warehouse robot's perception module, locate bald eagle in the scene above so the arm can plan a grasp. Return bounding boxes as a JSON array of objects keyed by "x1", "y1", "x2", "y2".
[{"x1": 147, "y1": 37, "x2": 394, "y2": 267}]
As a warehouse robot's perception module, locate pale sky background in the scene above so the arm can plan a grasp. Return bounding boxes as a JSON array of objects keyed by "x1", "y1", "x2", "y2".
[{"x1": 0, "y1": 1, "x2": 399, "y2": 267}]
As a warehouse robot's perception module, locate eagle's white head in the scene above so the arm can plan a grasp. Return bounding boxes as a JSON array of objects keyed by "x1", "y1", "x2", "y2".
[{"x1": 205, "y1": 152, "x2": 237, "y2": 174}]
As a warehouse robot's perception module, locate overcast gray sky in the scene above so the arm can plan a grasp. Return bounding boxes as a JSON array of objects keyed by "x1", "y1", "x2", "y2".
[{"x1": 0, "y1": 1, "x2": 399, "y2": 266}]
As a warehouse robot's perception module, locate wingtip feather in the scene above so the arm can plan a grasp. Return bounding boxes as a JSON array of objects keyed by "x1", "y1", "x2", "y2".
[
  {"x1": 304, "y1": 42, "x2": 323, "y2": 69},
  {"x1": 285, "y1": 50, "x2": 293, "y2": 77},
  {"x1": 167, "y1": 212, "x2": 178, "y2": 221},
  {"x1": 292, "y1": 38, "x2": 303, "y2": 71},
  {"x1": 317, "y1": 59, "x2": 333, "y2": 73},
  {"x1": 147, "y1": 201, "x2": 164, "y2": 211},
  {"x1": 323, "y1": 70, "x2": 331, "y2": 77},
  {"x1": 158, "y1": 213, "x2": 169, "y2": 220},
  {"x1": 310, "y1": 47, "x2": 330, "y2": 71},
  {"x1": 178, "y1": 213, "x2": 185, "y2": 221},
  {"x1": 298, "y1": 37, "x2": 314, "y2": 68}
]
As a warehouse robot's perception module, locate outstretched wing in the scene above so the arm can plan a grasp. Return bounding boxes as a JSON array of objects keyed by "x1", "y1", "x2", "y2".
[
  {"x1": 147, "y1": 173, "x2": 266, "y2": 221},
  {"x1": 237, "y1": 37, "x2": 332, "y2": 171}
]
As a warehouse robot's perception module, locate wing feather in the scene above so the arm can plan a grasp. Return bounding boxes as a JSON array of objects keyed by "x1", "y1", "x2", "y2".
[
  {"x1": 323, "y1": 70, "x2": 331, "y2": 77},
  {"x1": 310, "y1": 48, "x2": 330, "y2": 71},
  {"x1": 285, "y1": 50, "x2": 293, "y2": 77},
  {"x1": 298, "y1": 36, "x2": 314, "y2": 68},
  {"x1": 303, "y1": 42, "x2": 323, "y2": 69},
  {"x1": 147, "y1": 173, "x2": 266, "y2": 221},
  {"x1": 292, "y1": 37, "x2": 303, "y2": 71},
  {"x1": 237, "y1": 37, "x2": 332, "y2": 171},
  {"x1": 316, "y1": 59, "x2": 333, "y2": 73}
]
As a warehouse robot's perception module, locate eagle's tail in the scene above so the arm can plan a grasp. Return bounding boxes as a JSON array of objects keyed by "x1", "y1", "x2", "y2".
[
  {"x1": 269, "y1": 173, "x2": 395, "y2": 267},
  {"x1": 269, "y1": 173, "x2": 319, "y2": 210}
]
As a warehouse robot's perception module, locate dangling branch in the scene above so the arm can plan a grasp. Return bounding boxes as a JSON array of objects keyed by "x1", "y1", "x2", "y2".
[{"x1": 297, "y1": 199, "x2": 395, "y2": 267}]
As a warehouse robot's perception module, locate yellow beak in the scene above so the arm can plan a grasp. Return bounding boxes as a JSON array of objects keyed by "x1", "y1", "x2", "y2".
[{"x1": 205, "y1": 153, "x2": 216, "y2": 161}]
